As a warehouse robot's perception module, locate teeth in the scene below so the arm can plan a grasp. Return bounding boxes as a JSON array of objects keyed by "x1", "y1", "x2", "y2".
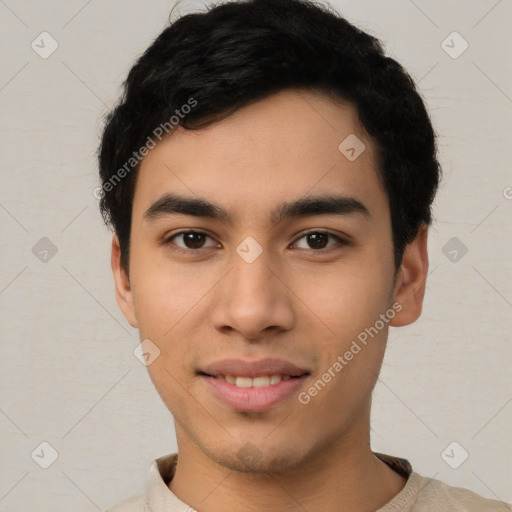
[
  {"x1": 218, "y1": 374, "x2": 293, "y2": 388},
  {"x1": 235, "y1": 377, "x2": 253, "y2": 388},
  {"x1": 252, "y1": 376, "x2": 270, "y2": 388}
]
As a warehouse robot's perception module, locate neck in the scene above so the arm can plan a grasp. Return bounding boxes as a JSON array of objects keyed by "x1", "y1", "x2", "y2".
[{"x1": 168, "y1": 412, "x2": 407, "y2": 512}]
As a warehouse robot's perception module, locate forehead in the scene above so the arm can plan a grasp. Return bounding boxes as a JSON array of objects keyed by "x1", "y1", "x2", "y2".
[{"x1": 133, "y1": 89, "x2": 387, "y2": 225}]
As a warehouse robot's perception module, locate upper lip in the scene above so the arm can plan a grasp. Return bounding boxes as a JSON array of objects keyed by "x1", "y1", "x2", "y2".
[{"x1": 199, "y1": 358, "x2": 309, "y2": 378}]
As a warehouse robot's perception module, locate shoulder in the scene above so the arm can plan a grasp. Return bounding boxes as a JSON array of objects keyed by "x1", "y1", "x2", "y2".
[
  {"x1": 413, "y1": 473, "x2": 512, "y2": 511},
  {"x1": 104, "y1": 492, "x2": 146, "y2": 512}
]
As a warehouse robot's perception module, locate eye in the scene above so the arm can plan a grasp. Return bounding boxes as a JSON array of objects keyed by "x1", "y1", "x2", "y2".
[
  {"x1": 164, "y1": 230, "x2": 347, "y2": 254},
  {"x1": 292, "y1": 231, "x2": 346, "y2": 251},
  {"x1": 164, "y1": 231, "x2": 219, "y2": 252}
]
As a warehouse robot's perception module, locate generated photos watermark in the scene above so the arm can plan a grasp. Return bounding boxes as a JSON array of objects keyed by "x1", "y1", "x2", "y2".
[
  {"x1": 93, "y1": 97, "x2": 198, "y2": 200},
  {"x1": 298, "y1": 301, "x2": 402, "y2": 405}
]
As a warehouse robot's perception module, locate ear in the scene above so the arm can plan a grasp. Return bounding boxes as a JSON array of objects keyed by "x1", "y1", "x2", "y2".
[
  {"x1": 390, "y1": 224, "x2": 429, "y2": 327},
  {"x1": 111, "y1": 234, "x2": 138, "y2": 328}
]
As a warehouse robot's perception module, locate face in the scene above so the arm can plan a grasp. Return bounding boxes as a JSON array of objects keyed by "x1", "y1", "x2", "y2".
[{"x1": 112, "y1": 89, "x2": 428, "y2": 473}]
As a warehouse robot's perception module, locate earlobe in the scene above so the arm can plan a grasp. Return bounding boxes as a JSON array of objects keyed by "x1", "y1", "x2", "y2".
[
  {"x1": 390, "y1": 224, "x2": 429, "y2": 327},
  {"x1": 111, "y1": 234, "x2": 138, "y2": 328}
]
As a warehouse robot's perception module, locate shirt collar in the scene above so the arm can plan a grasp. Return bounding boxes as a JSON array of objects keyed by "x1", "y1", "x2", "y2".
[
  {"x1": 147, "y1": 454, "x2": 192, "y2": 511},
  {"x1": 145, "y1": 452, "x2": 414, "y2": 511}
]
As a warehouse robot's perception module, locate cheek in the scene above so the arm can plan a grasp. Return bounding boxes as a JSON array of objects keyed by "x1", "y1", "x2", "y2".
[
  {"x1": 294, "y1": 260, "x2": 393, "y2": 342},
  {"x1": 298, "y1": 270, "x2": 391, "y2": 417},
  {"x1": 129, "y1": 250, "x2": 213, "y2": 339}
]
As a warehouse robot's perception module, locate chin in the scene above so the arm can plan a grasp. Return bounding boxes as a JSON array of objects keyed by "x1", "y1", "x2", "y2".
[{"x1": 205, "y1": 443, "x2": 308, "y2": 475}]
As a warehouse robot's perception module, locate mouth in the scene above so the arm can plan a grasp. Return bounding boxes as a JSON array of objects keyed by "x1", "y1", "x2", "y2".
[
  {"x1": 198, "y1": 358, "x2": 310, "y2": 412},
  {"x1": 199, "y1": 373, "x2": 301, "y2": 388}
]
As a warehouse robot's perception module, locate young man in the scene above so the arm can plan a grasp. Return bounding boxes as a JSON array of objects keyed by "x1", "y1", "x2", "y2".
[{"x1": 97, "y1": 0, "x2": 511, "y2": 510}]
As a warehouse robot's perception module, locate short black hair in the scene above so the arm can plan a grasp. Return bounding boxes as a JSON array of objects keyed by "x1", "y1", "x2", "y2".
[{"x1": 98, "y1": 0, "x2": 441, "y2": 273}]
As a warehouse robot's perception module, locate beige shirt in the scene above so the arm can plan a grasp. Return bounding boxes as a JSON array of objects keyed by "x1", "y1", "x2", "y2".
[{"x1": 105, "y1": 452, "x2": 511, "y2": 511}]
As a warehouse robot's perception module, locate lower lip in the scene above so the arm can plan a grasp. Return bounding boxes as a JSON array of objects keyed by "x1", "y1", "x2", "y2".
[{"x1": 201, "y1": 375, "x2": 308, "y2": 413}]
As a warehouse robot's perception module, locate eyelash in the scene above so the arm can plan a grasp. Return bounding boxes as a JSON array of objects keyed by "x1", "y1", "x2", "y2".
[{"x1": 163, "y1": 230, "x2": 347, "y2": 255}]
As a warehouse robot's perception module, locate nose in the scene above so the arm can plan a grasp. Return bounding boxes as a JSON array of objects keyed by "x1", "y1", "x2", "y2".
[{"x1": 210, "y1": 245, "x2": 295, "y2": 342}]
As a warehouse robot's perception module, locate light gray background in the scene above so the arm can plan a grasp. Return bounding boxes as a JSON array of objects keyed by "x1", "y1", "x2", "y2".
[{"x1": 0, "y1": 0, "x2": 511, "y2": 510}]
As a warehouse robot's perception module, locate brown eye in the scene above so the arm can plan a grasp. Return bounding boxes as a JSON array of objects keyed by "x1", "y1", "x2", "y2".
[
  {"x1": 165, "y1": 231, "x2": 218, "y2": 251},
  {"x1": 293, "y1": 231, "x2": 344, "y2": 251},
  {"x1": 181, "y1": 232, "x2": 207, "y2": 249},
  {"x1": 306, "y1": 233, "x2": 329, "y2": 249}
]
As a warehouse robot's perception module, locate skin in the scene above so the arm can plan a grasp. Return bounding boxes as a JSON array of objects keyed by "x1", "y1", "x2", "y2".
[{"x1": 111, "y1": 89, "x2": 429, "y2": 511}]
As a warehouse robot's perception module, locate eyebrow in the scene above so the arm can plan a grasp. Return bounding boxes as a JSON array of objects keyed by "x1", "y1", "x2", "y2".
[{"x1": 143, "y1": 192, "x2": 371, "y2": 226}]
